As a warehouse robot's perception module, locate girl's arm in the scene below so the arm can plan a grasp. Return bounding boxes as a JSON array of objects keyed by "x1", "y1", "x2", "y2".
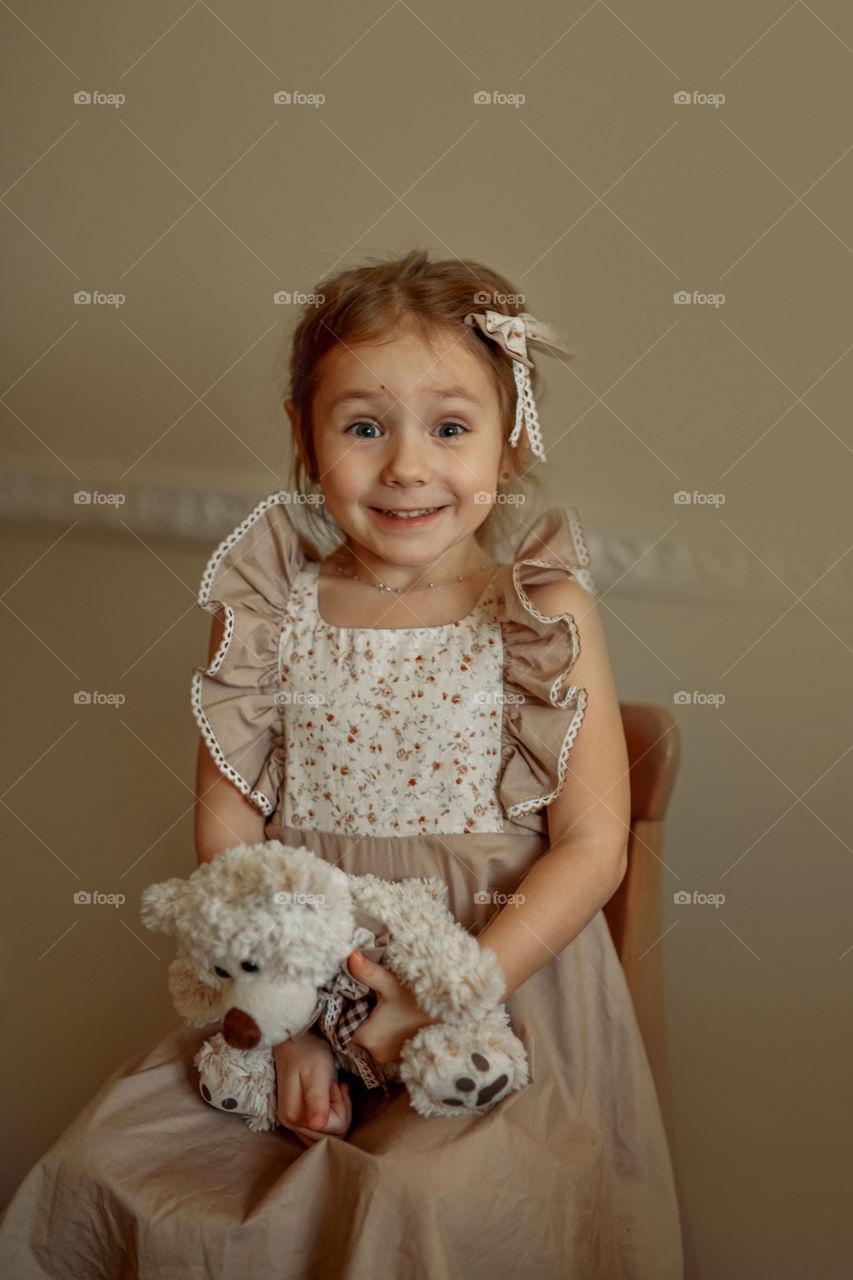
[
  {"x1": 194, "y1": 613, "x2": 267, "y2": 865},
  {"x1": 476, "y1": 576, "x2": 630, "y2": 1000}
]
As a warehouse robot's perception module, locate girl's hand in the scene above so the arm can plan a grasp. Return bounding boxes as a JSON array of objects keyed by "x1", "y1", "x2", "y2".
[
  {"x1": 274, "y1": 1029, "x2": 352, "y2": 1146},
  {"x1": 348, "y1": 949, "x2": 439, "y2": 1065}
]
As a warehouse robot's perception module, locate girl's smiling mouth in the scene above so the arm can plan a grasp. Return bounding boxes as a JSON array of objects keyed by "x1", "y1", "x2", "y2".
[{"x1": 369, "y1": 506, "x2": 447, "y2": 526}]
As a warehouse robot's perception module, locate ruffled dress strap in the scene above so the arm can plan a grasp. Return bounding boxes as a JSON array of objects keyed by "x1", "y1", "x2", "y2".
[
  {"x1": 494, "y1": 507, "x2": 598, "y2": 821},
  {"x1": 190, "y1": 493, "x2": 309, "y2": 817}
]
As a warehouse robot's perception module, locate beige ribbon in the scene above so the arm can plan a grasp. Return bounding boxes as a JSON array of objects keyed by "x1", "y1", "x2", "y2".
[
  {"x1": 462, "y1": 310, "x2": 574, "y2": 464},
  {"x1": 463, "y1": 309, "x2": 573, "y2": 370}
]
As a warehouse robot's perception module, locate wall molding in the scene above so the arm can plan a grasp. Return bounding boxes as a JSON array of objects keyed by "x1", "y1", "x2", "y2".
[{"x1": 0, "y1": 468, "x2": 848, "y2": 612}]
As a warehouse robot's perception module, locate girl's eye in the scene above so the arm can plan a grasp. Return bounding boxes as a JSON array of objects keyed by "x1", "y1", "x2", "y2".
[{"x1": 346, "y1": 420, "x2": 468, "y2": 438}]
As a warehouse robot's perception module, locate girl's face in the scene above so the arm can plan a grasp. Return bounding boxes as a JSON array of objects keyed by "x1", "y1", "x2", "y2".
[{"x1": 289, "y1": 323, "x2": 514, "y2": 581}]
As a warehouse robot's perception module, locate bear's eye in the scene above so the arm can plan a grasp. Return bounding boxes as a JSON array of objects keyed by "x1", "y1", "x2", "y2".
[
  {"x1": 214, "y1": 965, "x2": 230, "y2": 979},
  {"x1": 241, "y1": 960, "x2": 259, "y2": 973}
]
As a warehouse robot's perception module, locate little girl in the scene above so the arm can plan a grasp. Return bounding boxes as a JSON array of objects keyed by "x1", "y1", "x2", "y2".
[{"x1": 0, "y1": 250, "x2": 684, "y2": 1279}]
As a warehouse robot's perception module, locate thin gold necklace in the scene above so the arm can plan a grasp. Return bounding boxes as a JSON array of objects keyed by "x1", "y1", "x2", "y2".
[{"x1": 330, "y1": 550, "x2": 494, "y2": 595}]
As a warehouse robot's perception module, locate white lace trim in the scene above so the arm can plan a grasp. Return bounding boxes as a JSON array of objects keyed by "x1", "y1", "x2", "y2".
[
  {"x1": 190, "y1": 670, "x2": 274, "y2": 817},
  {"x1": 504, "y1": 549, "x2": 590, "y2": 818},
  {"x1": 190, "y1": 490, "x2": 292, "y2": 819},
  {"x1": 509, "y1": 360, "x2": 548, "y2": 462},
  {"x1": 565, "y1": 505, "x2": 598, "y2": 599},
  {"x1": 505, "y1": 692, "x2": 587, "y2": 818}
]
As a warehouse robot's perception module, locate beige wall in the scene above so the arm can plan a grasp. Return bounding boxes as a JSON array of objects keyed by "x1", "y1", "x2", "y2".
[{"x1": 2, "y1": 3, "x2": 851, "y2": 1276}]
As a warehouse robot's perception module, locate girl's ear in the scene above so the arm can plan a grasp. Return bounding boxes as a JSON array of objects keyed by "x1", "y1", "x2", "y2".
[{"x1": 283, "y1": 397, "x2": 297, "y2": 429}]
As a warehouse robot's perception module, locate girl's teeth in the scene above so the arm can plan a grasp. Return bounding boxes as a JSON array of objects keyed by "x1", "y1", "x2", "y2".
[{"x1": 382, "y1": 507, "x2": 440, "y2": 518}]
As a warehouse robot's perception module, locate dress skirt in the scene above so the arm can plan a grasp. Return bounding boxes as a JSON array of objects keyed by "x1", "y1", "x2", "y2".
[{"x1": 0, "y1": 824, "x2": 684, "y2": 1280}]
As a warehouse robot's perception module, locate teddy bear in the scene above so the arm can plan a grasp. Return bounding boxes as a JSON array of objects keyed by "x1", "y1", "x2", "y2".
[{"x1": 140, "y1": 841, "x2": 529, "y2": 1131}]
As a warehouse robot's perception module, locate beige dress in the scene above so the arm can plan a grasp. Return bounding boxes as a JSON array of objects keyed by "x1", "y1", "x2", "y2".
[{"x1": 0, "y1": 494, "x2": 684, "y2": 1280}]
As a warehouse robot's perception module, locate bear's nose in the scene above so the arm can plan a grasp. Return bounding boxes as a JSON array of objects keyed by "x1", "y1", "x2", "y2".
[{"x1": 222, "y1": 1006, "x2": 261, "y2": 1050}]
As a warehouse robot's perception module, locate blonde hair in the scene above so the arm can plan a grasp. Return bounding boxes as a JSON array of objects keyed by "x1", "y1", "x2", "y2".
[{"x1": 281, "y1": 248, "x2": 546, "y2": 558}]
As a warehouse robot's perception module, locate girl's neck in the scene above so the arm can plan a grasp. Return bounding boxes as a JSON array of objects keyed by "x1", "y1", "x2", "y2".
[
  {"x1": 316, "y1": 557, "x2": 498, "y2": 630},
  {"x1": 331, "y1": 543, "x2": 495, "y2": 593}
]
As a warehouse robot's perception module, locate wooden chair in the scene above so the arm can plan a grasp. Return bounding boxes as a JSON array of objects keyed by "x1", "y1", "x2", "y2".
[{"x1": 603, "y1": 704, "x2": 699, "y2": 1278}]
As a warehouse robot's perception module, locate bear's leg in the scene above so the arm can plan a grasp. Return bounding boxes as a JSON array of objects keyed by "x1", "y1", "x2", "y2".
[{"x1": 194, "y1": 1034, "x2": 278, "y2": 1132}]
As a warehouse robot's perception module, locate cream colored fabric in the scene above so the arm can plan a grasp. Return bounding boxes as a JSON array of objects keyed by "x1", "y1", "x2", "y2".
[
  {"x1": 276, "y1": 560, "x2": 506, "y2": 835},
  {"x1": 0, "y1": 495, "x2": 684, "y2": 1280}
]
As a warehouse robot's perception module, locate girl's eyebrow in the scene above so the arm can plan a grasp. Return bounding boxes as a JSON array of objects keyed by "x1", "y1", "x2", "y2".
[{"x1": 329, "y1": 384, "x2": 483, "y2": 409}]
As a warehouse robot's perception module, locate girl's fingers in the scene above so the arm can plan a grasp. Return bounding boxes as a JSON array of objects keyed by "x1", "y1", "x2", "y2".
[
  {"x1": 334, "y1": 1086, "x2": 352, "y2": 1128},
  {"x1": 348, "y1": 950, "x2": 398, "y2": 998},
  {"x1": 291, "y1": 1085, "x2": 352, "y2": 1142},
  {"x1": 302, "y1": 1083, "x2": 331, "y2": 1129}
]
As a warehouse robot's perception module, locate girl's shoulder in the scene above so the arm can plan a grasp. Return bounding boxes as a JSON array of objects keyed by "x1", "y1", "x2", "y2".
[
  {"x1": 197, "y1": 491, "x2": 316, "y2": 619},
  {"x1": 191, "y1": 493, "x2": 316, "y2": 816},
  {"x1": 493, "y1": 504, "x2": 597, "y2": 617},
  {"x1": 512, "y1": 505, "x2": 595, "y2": 585}
]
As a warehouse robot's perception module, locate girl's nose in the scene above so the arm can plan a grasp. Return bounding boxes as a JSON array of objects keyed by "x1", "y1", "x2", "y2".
[{"x1": 379, "y1": 428, "x2": 432, "y2": 486}]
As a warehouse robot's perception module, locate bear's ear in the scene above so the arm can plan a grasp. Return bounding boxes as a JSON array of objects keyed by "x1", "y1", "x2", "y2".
[
  {"x1": 140, "y1": 878, "x2": 186, "y2": 936},
  {"x1": 168, "y1": 958, "x2": 220, "y2": 1027}
]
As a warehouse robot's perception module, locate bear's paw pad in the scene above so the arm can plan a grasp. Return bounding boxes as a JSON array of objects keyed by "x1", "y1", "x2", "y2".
[
  {"x1": 440, "y1": 1052, "x2": 510, "y2": 1111},
  {"x1": 200, "y1": 1082, "x2": 240, "y2": 1111}
]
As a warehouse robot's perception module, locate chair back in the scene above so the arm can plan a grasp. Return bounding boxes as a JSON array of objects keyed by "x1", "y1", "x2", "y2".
[
  {"x1": 604, "y1": 703, "x2": 679, "y2": 1107},
  {"x1": 604, "y1": 705, "x2": 699, "y2": 1275}
]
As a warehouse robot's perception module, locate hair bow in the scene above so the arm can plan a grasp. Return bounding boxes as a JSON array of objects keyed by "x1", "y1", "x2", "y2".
[
  {"x1": 462, "y1": 309, "x2": 573, "y2": 370},
  {"x1": 462, "y1": 309, "x2": 574, "y2": 463}
]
